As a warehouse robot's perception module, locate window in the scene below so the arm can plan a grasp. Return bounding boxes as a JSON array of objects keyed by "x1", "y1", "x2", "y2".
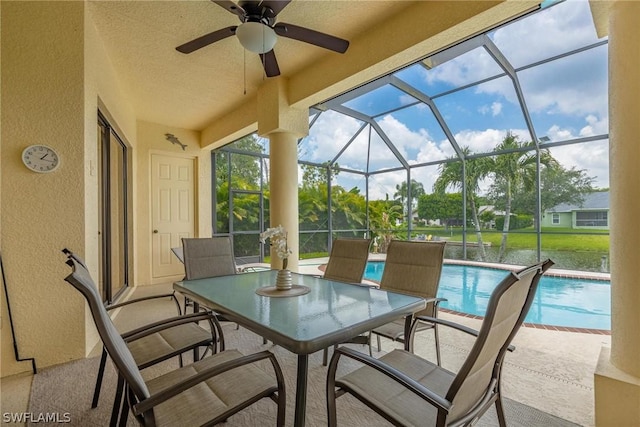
[
  {"x1": 576, "y1": 211, "x2": 608, "y2": 227},
  {"x1": 552, "y1": 213, "x2": 560, "y2": 224}
]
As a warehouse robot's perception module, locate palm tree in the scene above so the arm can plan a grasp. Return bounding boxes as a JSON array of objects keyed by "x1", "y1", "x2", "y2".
[
  {"x1": 394, "y1": 179, "x2": 426, "y2": 223},
  {"x1": 490, "y1": 132, "x2": 556, "y2": 262},
  {"x1": 330, "y1": 186, "x2": 367, "y2": 231},
  {"x1": 368, "y1": 200, "x2": 402, "y2": 253},
  {"x1": 393, "y1": 182, "x2": 408, "y2": 207},
  {"x1": 433, "y1": 147, "x2": 492, "y2": 261}
]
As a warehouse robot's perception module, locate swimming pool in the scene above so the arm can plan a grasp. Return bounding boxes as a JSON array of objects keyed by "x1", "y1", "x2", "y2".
[{"x1": 364, "y1": 262, "x2": 611, "y2": 330}]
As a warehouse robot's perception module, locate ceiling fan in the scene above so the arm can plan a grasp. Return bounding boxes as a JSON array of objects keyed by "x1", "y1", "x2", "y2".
[{"x1": 176, "y1": 0, "x2": 349, "y2": 77}]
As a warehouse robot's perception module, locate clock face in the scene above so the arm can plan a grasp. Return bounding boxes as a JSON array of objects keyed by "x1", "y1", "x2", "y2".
[{"x1": 22, "y1": 145, "x2": 60, "y2": 173}]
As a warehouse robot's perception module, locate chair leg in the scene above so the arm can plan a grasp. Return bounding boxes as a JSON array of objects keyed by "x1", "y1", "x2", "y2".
[
  {"x1": 117, "y1": 387, "x2": 130, "y2": 427},
  {"x1": 199, "y1": 344, "x2": 212, "y2": 359},
  {"x1": 495, "y1": 393, "x2": 507, "y2": 427},
  {"x1": 183, "y1": 296, "x2": 194, "y2": 314},
  {"x1": 326, "y1": 354, "x2": 340, "y2": 427},
  {"x1": 215, "y1": 321, "x2": 226, "y2": 352},
  {"x1": 110, "y1": 374, "x2": 125, "y2": 427},
  {"x1": 434, "y1": 323, "x2": 441, "y2": 367},
  {"x1": 91, "y1": 347, "x2": 108, "y2": 408}
]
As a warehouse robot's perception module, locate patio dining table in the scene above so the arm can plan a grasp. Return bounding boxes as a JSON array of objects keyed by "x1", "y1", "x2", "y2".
[{"x1": 174, "y1": 269, "x2": 426, "y2": 427}]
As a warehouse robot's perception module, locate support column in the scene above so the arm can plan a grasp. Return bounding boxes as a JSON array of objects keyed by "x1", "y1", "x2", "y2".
[
  {"x1": 594, "y1": 1, "x2": 640, "y2": 425},
  {"x1": 257, "y1": 77, "x2": 309, "y2": 272}
]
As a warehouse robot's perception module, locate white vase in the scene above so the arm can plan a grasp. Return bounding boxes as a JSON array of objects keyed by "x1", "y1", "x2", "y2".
[{"x1": 276, "y1": 269, "x2": 293, "y2": 290}]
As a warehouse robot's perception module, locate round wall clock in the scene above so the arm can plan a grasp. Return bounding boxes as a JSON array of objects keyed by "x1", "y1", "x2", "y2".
[{"x1": 22, "y1": 145, "x2": 60, "y2": 173}]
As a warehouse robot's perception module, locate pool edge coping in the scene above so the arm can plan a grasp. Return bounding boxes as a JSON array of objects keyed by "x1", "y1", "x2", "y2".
[{"x1": 316, "y1": 258, "x2": 612, "y2": 335}]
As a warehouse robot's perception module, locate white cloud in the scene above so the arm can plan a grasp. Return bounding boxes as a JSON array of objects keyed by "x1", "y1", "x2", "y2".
[
  {"x1": 303, "y1": 110, "x2": 362, "y2": 163},
  {"x1": 546, "y1": 140, "x2": 609, "y2": 188},
  {"x1": 399, "y1": 93, "x2": 418, "y2": 106},
  {"x1": 451, "y1": 128, "x2": 528, "y2": 153},
  {"x1": 579, "y1": 114, "x2": 609, "y2": 137},
  {"x1": 368, "y1": 171, "x2": 405, "y2": 201},
  {"x1": 375, "y1": 114, "x2": 448, "y2": 165},
  {"x1": 421, "y1": 0, "x2": 608, "y2": 132},
  {"x1": 491, "y1": 102, "x2": 503, "y2": 116},
  {"x1": 479, "y1": 102, "x2": 503, "y2": 116},
  {"x1": 546, "y1": 125, "x2": 574, "y2": 141},
  {"x1": 545, "y1": 114, "x2": 608, "y2": 140},
  {"x1": 426, "y1": 47, "x2": 502, "y2": 88},
  {"x1": 490, "y1": 0, "x2": 599, "y2": 70}
]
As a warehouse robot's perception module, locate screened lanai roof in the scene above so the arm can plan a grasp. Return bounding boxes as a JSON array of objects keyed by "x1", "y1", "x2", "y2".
[{"x1": 298, "y1": 0, "x2": 609, "y2": 195}]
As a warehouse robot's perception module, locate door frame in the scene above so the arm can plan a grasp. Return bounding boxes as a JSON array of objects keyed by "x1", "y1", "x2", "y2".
[
  {"x1": 149, "y1": 150, "x2": 199, "y2": 284},
  {"x1": 98, "y1": 109, "x2": 133, "y2": 303}
]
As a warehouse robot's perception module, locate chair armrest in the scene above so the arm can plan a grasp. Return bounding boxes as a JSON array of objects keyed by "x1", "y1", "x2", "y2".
[
  {"x1": 236, "y1": 263, "x2": 272, "y2": 273},
  {"x1": 132, "y1": 350, "x2": 283, "y2": 415},
  {"x1": 106, "y1": 291, "x2": 182, "y2": 315},
  {"x1": 422, "y1": 297, "x2": 447, "y2": 307},
  {"x1": 413, "y1": 315, "x2": 515, "y2": 352},
  {"x1": 122, "y1": 311, "x2": 219, "y2": 342},
  {"x1": 346, "y1": 281, "x2": 378, "y2": 289},
  {"x1": 331, "y1": 347, "x2": 452, "y2": 412},
  {"x1": 414, "y1": 315, "x2": 479, "y2": 337},
  {"x1": 433, "y1": 297, "x2": 448, "y2": 305}
]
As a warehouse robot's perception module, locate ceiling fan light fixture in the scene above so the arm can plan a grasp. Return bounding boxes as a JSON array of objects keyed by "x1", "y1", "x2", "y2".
[{"x1": 236, "y1": 21, "x2": 277, "y2": 54}]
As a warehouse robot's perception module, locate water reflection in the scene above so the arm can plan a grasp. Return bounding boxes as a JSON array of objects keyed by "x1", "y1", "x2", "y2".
[{"x1": 364, "y1": 262, "x2": 611, "y2": 330}]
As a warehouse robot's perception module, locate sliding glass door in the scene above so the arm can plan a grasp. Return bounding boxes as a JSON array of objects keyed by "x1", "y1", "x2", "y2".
[{"x1": 98, "y1": 112, "x2": 129, "y2": 303}]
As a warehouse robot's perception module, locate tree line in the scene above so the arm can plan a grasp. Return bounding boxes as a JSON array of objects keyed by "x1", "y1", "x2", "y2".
[{"x1": 215, "y1": 133, "x2": 597, "y2": 262}]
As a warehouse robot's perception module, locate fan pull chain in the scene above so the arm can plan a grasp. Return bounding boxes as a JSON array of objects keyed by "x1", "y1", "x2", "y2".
[{"x1": 243, "y1": 49, "x2": 247, "y2": 95}]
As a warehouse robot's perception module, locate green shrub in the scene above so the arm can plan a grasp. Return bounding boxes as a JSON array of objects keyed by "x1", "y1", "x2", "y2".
[{"x1": 495, "y1": 214, "x2": 533, "y2": 230}]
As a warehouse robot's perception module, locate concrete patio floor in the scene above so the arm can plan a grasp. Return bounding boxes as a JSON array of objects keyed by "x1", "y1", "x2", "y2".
[{"x1": 1, "y1": 259, "x2": 609, "y2": 426}]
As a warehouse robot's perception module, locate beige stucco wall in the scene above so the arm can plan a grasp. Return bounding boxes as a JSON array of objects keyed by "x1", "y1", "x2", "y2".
[
  {"x1": 1, "y1": 1, "x2": 137, "y2": 376},
  {"x1": 83, "y1": 2, "x2": 138, "y2": 355},
  {"x1": 135, "y1": 121, "x2": 212, "y2": 286},
  {"x1": 1, "y1": 1, "x2": 87, "y2": 376}
]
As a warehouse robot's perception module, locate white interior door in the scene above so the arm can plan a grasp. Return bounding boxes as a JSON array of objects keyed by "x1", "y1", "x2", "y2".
[{"x1": 151, "y1": 154, "x2": 195, "y2": 278}]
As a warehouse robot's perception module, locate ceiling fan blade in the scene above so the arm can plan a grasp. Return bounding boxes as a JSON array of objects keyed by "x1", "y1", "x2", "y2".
[
  {"x1": 274, "y1": 23, "x2": 349, "y2": 53},
  {"x1": 176, "y1": 26, "x2": 237, "y2": 54},
  {"x1": 260, "y1": 0, "x2": 291, "y2": 17},
  {"x1": 211, "y1": 0, "x2": 245, "y2": 18},
  {"x1": 259, "y1": 50, "x2": 280, "y2": 77}
]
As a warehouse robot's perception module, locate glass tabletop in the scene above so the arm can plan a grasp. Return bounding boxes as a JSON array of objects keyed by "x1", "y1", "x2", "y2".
[{"x1": 174, "y1": 270, "x2": 426, "y2": 354}]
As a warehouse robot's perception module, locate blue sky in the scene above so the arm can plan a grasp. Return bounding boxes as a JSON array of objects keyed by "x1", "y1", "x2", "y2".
[{"x1": 300, "y1": 0, "x2": 609, "y2": 199}]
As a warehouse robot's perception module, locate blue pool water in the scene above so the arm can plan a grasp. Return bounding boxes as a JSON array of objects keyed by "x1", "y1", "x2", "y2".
[{"x1": 364, "y1": 262, "x2": 611, "y2": 330}]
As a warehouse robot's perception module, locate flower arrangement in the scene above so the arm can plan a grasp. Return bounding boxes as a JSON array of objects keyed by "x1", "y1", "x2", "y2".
[{"x1": 260, "y1": 225, "x2": 292, "y2": 269}]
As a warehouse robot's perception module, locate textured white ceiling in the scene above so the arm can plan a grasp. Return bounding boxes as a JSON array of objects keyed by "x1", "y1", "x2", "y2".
[{"x1": 87, "y1": 0, "x2": 401, "y2": 130}]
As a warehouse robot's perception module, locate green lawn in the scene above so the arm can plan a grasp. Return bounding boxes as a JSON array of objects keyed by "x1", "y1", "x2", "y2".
[{"x1": 414, "y1": 226, "x2": 609, "y2": 252}]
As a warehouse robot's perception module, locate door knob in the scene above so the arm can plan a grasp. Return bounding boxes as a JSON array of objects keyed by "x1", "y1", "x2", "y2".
[{"x1": 153, "y1": 230, "x2": 158, "y2": 234}]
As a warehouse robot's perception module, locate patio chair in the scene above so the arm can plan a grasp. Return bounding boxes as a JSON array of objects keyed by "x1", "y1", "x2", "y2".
[
  {"x1": 61, "y1": 249, "x2": 218, "y2": 416},
  {"x1": 181, "y1": 236, "x2": 268, "y2": 344},
  {"x1": 321, "y1": 238, "x2": 372, "y2": 365},
  {"x1": 371, "y1": 240, "x2": 447, "y2": 365},
  {"x1": 322, "y1": 237, "x2": 371, "y2": 284},
  {"x1": 326, "y1": 259, "x2": 554, "y2": 427},
  {"x1": 63, "y1": 251, "x2": 286, "y2": 427}
]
